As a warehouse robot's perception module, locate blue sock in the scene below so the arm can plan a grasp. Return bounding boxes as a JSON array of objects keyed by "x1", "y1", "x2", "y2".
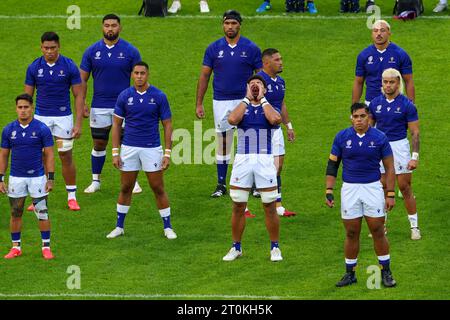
[
  {"x1": 233, "y1": 242, "x2": 241, "y2": 251},
  {"x1": 41, "y1": 230, "x2": 51, "y2": 247},
  {"x1": 217, "y1": 163, "x2": 228, "y2": 185},
  {"x1": 117, "y1": 213, "x2": 126, "y2": 228},
  {"x1": 271, "y1": 241, "x2": 279, "y2": 250},
  {"x1": 159, "y1": 208, "x2": 172, "y2": 229},
  {"x1": 116, "y1": 204, "x2": 130, "y2": 228},
  {"x1": 91, "y1": 149, "x2": 106, "y2": 177},
  {"x1": 162, "y1": 216, "x2": 172, "y2": 229},
  {"x1": 378, "y1": 255, "x2": 391, "y2": 270},
  {"x1": 11, "y1": 232, "x2": 21, "y2": 247},
  {"x1": 345, "y1": 258, "x2": 357, "y2": 273}
]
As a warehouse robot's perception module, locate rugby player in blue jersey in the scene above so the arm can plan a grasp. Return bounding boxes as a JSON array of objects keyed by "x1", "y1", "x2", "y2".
[
  {"x1": 222, "y1": 75, "x2": 283, "y2": 262},
  {"x1": 325, "y1": 103, "x2": 397, "y2": 288},
  {"x1": 24, "y1": 32, "x2": 83, "y2": 211},
  {"x1": 352, "y1": 20, "x2": 415, "y2": 105},
  {"x1": 369, "y1": 68, "x2": 421, "y2": 240},
  {"x1": 196, "y1": 10, "x2": 262, "y2": 205},
  {"x1": 1, "y1": 94, "x2": 55, "y2": 259},
  {"x1": 81, "y1": 14, "x2": 143, "y2": 195},
  {"x1": 106, "y1": 62, "x2": 176, "y2": 240}
]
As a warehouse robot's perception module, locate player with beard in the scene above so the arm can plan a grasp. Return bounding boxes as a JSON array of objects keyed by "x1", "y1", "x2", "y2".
[
  {"x1": 80, "y1": 14, "x2": 142, "y2": 194},
  {"x1": 196, "y1": 10, "x2": 262, "y2": 208}
]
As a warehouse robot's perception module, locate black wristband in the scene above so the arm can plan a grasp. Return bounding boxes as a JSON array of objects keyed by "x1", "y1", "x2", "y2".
[
  {"x1": 47, "y1": 172, "x2": 55, "y2": 181},
  {"x1": 326, "y1": 193, "x2": 334, "y2": 202},
  {"x1": 0, "y1": 174, "x2": 4, "y2": 182}
]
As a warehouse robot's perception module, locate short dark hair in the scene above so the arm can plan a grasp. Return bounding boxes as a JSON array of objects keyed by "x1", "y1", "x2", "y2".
[
  {"x1": 15, "y1": 93, "x2": 33, "y2": 105},
  {"x1": 41, "y1": 32, "x2": 59, "y2": 44},
  {"x1": 133, "y1": 61, "x2": 149, "y2": 71},
  {"x1": 350, "y1": 102, "x2": 369, "y2": 114},
  {"x1": 262, "y1": 48, "x2": 279, "y2": 59},
  {"x1": 103, "y1": 14, "x2": 121, "y2": 24},
  {"x1": 247, "y1": 74, "x2": 267, "y2": 89},
  {"x1": 223, "y1": 10, "x2": 242, "y2": 24}
]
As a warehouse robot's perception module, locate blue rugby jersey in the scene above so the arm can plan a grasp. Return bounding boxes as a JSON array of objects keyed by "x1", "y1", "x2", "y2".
[
  {"x1": 236, "y1": 104, "x2": 278, "y2": 154},
  {"x1": 330, "y1": 126, "x2": 392, "y2": 183},
  {"x1": 1, "y1": 119, "x2": 53, "y2": 177},
  {"x1": 80, "y1": 39, "x2": 141, "y2": 109},
  {"x1": 114, "y1": 86, "x2": 171, "y2": 148},
  {"x1": 369, "y1": 94, "x2": 418, "y2": 141},
  {"x1": 355, "y1": 42, "x2": 412, "y2": 102},
  {"x1": 25, "y1": 55, "x2": 81, "y2": 116},
  {"x1": 203, "y1": 36, "x2": 262, "y2": 100}
]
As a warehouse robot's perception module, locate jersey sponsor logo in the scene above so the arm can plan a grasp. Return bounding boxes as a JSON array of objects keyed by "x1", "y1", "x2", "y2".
[
  {"x1": 58, "y1": 70, "x2": 66, "y2": 77},
  {"x1": 11, "y1": 131, "x2": 17, "y2": 139},
  {"x1": 369, "y1": 141, "x2": 377, "y2": 148},
  {"x1": 27, "y1": 169, "x2": 35, "y2": 174},
  {"x1": 127, "y1": 97, "x2": 134, "y2": 105},
  {"x1": 345, "y1": 140, "x2": 352, "y2": 149},
  {"x1": 388, "y1": 56, "x2": 396, "y2": 64},
  {"x1": 375, "y1": 105, "x2": 382, "y2": 113},
  {"x1": 149, "y1": 98, "x2": 156, "y2": 104},
  {"x1": 139, "y1": 98, "x2": 143, "y2": 103},
  {"x1": 60, "y1": 106, "x2": 67, "y2": 112},
  {"x1": 387, "y1": 107, "x2": 391, "y2": 112},
  {"x1": 240, "y1": 51, "x2": 247, "y2": 58},
  {"x1": 118, "y1": 52, "x2": 125, "y2": 59},
  {"x1": 218, "y1": 50, "x2": 224, "y2": 58},
  {"x1": 38, "y1": 68, "x2": 44, "y2": 77},
  {"x1": 230, "y1": 51, "x2": 235, "y2": 56},
  {"x1": 108, "y1": 52, "x2": 112, "y2": 58},
  {"x1": 22, "y1": 132, "x2": 26, "y2": 137},
  {"x1": 368, "y1": 56, "x2": 374, "y2": 64},
  {"x1": 49, "y1": 70, "x2": 54, "y2": 75},
  {"x1": 31, "y1": 131, "x2": 38, "y2": 139},
  {"x1": 358, "y1": 141, "x2": 363, "y2": 146},
  {"x1": 394, "y1": 107, "x2": 402, "y2": 114}
]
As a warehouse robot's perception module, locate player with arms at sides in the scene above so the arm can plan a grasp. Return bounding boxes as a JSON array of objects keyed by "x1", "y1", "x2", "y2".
[
  {"x1": 325, "y1": 103, "x2": 397, "y2": 288},
  {"x1": 81, "y1": 14, "x2": 143, "y2": 195},
  {"x1": 369, "y1": 68, "x2": 421, "y2": 240},
  {"x1": 352, "y1": 20, "x2": 415, "y2": 106},
  {"x1": 106, "y1": 62, "x2": 177, "y2": 240},
  {"x1": 252, "y1": 48, "x2": 296, "y2": 218},
  {"x1": 1, "y1": 94, "x2": 56, "y2": 260},
  {"x1": 24, "y1": 31, "x2": 83, "y2": 211},
  {"x1": 222, "y1": 75, "x2": 283, "y2": 262},
  {"x1": 196, "y1": 10, "x2": 262, "y2": 207}
]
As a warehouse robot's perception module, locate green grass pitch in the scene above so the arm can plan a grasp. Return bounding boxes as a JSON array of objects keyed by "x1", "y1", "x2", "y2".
[{"x1": 0, "y1": 0, "x2": 449, "y2": 300}]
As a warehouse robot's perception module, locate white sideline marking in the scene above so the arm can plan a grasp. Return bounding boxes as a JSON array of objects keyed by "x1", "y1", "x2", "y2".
[
  {"x1": 0, "y1": 14, "x2": 449, "y2": 20},
  {"x1": 0, "y1": 292, "x2": 305, "y2": 299}
]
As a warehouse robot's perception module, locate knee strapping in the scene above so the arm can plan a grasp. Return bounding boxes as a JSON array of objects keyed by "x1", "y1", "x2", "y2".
[
  {"x1": 33, "y1": 198, "x2": 49, "y2": 221},
  {"x1": 56, "y1": 139, "x2": 73, "y2": 152},
  {"x1": 230, "y1": 189, "x2": 249, "y2": 203},
  {"x1": 260, "y1": 190, "x2": 278, "y2": 203}
]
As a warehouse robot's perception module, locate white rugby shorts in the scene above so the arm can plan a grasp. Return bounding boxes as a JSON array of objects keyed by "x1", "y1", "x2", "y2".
[
  {"x1": 120, "y1": 145, "x2": 163, "y2": 172},
  {"x1": 7, "y1": 175, "x2": 48, "y2": 198},
  {"x1": 230, "y1": 153, "x2": 278, "y2": 189},
  {"x1": 34, "y1": 114, "x2": 73, "y2": 139},
  {"x1": 90, "y1": 108, "x2": 114, "y2": 128},
  {"x1": 213, "y1": 99, "x2": 242, "y2": 133},
  {"x1": 341, "y1": 181, "x2": 385, "y2": 220},
  {"x1": 271, "y1": 127, "x2": 285, "y2": 157},
  {"x1": 380, "y1": 138, "x2": 412, "y2": 175}
]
